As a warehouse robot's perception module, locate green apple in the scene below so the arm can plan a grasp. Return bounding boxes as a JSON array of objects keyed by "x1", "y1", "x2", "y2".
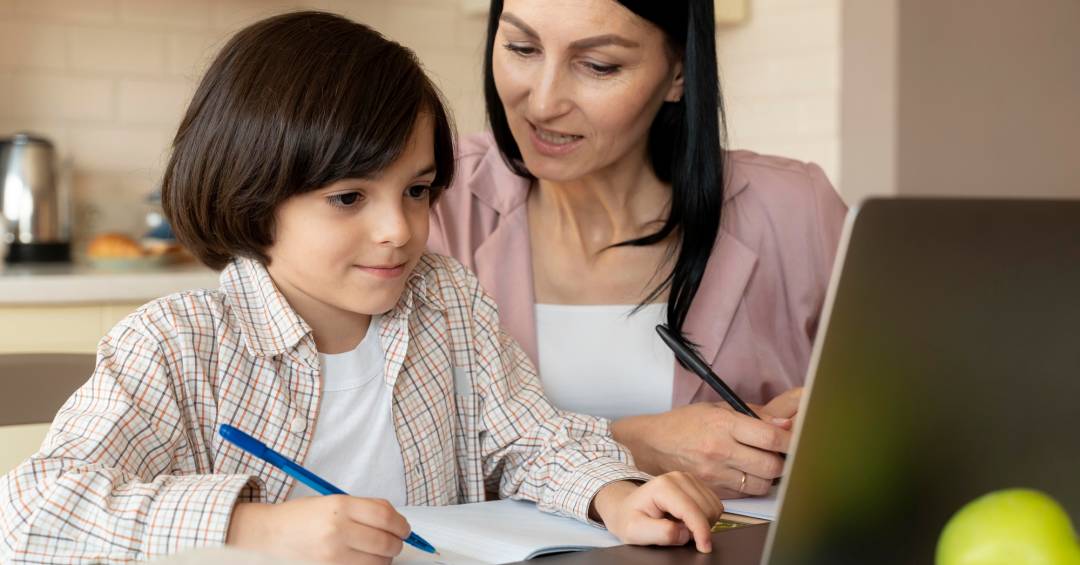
[{"x1": 937, "y1": 488, "x2": 1080, "y2": 565}]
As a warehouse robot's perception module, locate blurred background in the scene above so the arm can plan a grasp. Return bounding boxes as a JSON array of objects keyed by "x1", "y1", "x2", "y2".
[{"x1": 0, "y1": 0, "x2": 1077, "y2": 254}]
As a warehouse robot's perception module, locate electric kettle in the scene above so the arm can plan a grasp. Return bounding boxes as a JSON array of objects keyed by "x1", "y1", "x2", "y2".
[{"x1": 0, "y1": 132, "x2": 71, "y2": 263}]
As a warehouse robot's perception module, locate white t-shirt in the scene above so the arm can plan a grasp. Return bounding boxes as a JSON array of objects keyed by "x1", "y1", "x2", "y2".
[
  {"x1": 535, "y1": 303, "x2": 674, "y2": 421},
  {"x1": 285, "y1": 316, "x2": 407, "y2": 505}
]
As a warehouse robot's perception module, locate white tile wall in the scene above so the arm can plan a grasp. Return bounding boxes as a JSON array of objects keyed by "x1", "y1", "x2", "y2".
[
  {"x1": 717, "y1": 0, "x2": 843, "y2": 190},
  {"x1": 0, "y1": 0, "x2": 844, "y2": 246},
  {"x1": 0, "y1": 0, "x2": 489, "y2": 245}
]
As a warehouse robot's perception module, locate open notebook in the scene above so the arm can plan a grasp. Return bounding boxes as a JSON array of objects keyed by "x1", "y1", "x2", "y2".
[
  {"x1": 394, "y1": 499, "x2": 622, "y2": 564},
  {"x1": 394, "y1": 492, "x2": 779, "y2": 564}
]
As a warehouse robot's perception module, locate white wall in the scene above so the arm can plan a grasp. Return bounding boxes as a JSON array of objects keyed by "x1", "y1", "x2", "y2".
[
  {"x1": 0, "y1": 0, "x2": 849, "y2": 247},
  {"x1": 0, "y1": 0, "x2": 487, "y2": 246},
  {"x1": 716, "y1": 0, "x2": 843, "y2": 192}
]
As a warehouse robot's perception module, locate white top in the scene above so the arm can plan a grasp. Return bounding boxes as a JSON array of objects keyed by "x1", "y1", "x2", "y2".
[
  {"x1": 285, "y1": 316, "x2": 407, "y2": 505},
  {"x1": 535, "y1": 303, "x2": 674, "y2": 421}
]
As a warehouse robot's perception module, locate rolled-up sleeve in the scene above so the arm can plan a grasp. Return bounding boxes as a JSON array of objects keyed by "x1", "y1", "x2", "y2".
[
  {"x1": 460, "y1": 268, "x2": 652, "y2": 525},
  {"x1": 0, "y1": 324, "x2": 255, "y2": 563}
]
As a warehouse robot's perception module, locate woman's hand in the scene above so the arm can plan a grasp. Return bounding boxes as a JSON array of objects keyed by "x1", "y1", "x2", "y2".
[
  {"x1": 592, "y1": 473, "x2": 725, "y2": 553},
  {"x1": 612, "y1": 390, "x2": 801, "y2": 498},
  {"x1": 227, "y1": 496, "x2": 411, "y2": 564},
  {"x1": 756, "y1": 387, "x2": 804, "y2": 421}
]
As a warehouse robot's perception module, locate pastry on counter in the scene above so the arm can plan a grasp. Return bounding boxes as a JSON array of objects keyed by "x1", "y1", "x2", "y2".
[
  {"x1": 143, "y1": 238, "x2": 194, "y2": 264},
  {"x1": 87, "y1": 233, "x2": 145, "y2": 259}
]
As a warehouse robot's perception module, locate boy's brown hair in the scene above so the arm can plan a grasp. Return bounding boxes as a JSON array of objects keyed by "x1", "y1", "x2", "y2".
[{"x1": 162, "y1": 11, "x2": 455, "y2": 270}]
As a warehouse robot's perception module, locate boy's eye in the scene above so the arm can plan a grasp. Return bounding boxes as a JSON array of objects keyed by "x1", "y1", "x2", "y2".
[
  {"x1": 406, "y1": 185, "x2": 431, "y2": 200},
  {"x1": 328, "y1": 192, "x2": 362, "y2": 208}
]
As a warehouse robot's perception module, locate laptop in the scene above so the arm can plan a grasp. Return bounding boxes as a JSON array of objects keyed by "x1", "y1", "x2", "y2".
[
  {"x1": 764, "y1": 197, "x2": 1080, "y2": 564},
  {"x1": 522, "y1": 197, "x2": 1080, "y2": 565}
]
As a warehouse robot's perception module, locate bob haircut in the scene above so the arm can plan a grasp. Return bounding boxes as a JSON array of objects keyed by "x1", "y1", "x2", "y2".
[
  {"x1": 483, "y1": 0, "x2": 726, "y2": 341},
  {"x1": 163, "y1": 11, "x2": 455, "y2": 270}
]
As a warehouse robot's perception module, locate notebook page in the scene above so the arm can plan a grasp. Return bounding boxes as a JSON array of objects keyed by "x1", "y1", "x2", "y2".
[
  {"x1": 394, "y1": 500, "x2": 622, "y2": 564},
  {"x1": 722, "y1": 487, "x2": 780, "y2": 520}
]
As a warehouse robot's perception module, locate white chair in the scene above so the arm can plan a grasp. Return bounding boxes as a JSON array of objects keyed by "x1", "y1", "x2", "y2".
[{"x1": 0, "y1": 353, "x2": 95, "y2": 475}]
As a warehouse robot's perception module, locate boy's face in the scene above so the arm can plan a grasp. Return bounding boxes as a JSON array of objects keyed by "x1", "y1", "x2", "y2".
[{"x1": 265, "y1": 114, "x2": 436, "y2": 323}]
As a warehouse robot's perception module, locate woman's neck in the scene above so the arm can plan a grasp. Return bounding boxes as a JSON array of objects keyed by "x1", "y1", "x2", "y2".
[{"x1": 532, "y1": 154, "x2": 671, "y2": 255}]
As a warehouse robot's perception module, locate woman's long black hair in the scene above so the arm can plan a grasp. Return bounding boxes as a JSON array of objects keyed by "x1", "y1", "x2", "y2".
[{"x1": 482, "y1": 0, "x2": 726, "y2": 342}]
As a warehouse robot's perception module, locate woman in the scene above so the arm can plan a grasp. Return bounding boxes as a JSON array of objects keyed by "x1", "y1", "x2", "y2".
[{"x1": 429, "y1": 0, "x2": 846, "y2": 498}]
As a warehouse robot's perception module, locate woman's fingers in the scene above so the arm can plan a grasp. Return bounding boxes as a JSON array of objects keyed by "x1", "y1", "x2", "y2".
[
  {"x1": 762, "y1": 387, "x2": 803, "y2": 420},
  {"x1": 728, "y1": 413, "x2": 792, "y2": 454},
  {"x1": 717, "y1": 465, "x2": 774, "y2": 497}
]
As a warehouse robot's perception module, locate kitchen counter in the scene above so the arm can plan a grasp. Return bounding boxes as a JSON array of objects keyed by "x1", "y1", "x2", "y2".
[{"x1": 0, "y1": 262, "x2": 220, "y2": 305}]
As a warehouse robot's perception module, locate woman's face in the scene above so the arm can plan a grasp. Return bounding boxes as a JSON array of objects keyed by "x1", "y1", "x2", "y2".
[{"x1": 492, "y1": 0, "x2": 683, "y2": 182}]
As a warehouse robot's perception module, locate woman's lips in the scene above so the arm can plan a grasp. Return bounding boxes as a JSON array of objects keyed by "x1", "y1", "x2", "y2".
[
  {"x1": 528, "y1": 123, "x2": 584, "y2": 157},
  {"x1": 354, "y1": 262, "x2": 407, "y2": 279}
]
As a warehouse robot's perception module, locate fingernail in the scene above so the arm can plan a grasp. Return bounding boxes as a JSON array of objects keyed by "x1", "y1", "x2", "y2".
[{"x1": 771, "y1": 417, "x2": 790, "y2": 425}]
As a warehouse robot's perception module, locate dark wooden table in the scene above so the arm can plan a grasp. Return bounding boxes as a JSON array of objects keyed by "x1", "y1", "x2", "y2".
[{"x1": 511, "y1": 523, "x2": 770, "y2": 565}]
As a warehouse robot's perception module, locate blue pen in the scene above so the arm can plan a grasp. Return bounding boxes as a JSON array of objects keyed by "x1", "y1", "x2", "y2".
[{"x1": 218, "y1": 423, "x2": 437, "y2": 555}]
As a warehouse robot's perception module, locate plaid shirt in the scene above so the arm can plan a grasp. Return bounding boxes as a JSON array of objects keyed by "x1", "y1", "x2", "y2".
[{"x1": 0, "y1": 254, "x2": 650, "y2": 563}]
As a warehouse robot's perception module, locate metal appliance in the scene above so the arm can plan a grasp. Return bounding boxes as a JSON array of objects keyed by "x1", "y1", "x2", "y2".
[{"x1": 0, "y1": 133, "x2": 70, "y2": 263}]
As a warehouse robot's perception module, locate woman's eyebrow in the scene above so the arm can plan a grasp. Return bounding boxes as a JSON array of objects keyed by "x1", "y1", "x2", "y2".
[
  {"x1": 569, "y1": 34, "x2": 639, "y2": 50},
  {"x1": 500, "y1": 12, "x2": 639, "y2": 50},
  {"x1": 500, "y1": 12, "x2": 540, "y2": 39}
]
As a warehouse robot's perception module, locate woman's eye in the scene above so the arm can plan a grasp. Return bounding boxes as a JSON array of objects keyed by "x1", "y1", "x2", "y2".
[
  {"x1": 583, "y1": 61, "x2": 620, "y2": 76},
  {"x1": 406, "y1": 185, "x2": 432, "y2": 200},
  {"x1": 328, "y1": 192, "x2": 362, "y2": 208},
  {"x1": 504, "y1": 42, "x2": 539, "y2": 57}
]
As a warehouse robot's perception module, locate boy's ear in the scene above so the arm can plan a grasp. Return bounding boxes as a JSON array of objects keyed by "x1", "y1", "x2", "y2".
[{"x1": 665, "y1": 61, "x2": 685, "y2": 103}]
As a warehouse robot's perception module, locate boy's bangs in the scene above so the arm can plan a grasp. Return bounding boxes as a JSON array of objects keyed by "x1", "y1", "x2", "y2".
[
  {"x1": 162, "y1": 12, "x2": 455, "y2": 270},
  {"x1": 299, "y1": 48, "x2": 455, "y2": 193}
]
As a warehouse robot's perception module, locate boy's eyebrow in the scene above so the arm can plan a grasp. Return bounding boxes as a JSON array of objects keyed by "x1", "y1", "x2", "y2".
[
  {"x1": 414, "y1": 163, "x2": 438, "y2": 179},
  {"x1": 340, "y1": 163, "x2": 437, "y2": 186}
]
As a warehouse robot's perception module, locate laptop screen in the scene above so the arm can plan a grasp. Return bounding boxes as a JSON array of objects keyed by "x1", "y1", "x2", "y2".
[{"x1": 765, "y1": 198, "x2": 1080, "y2": 564}]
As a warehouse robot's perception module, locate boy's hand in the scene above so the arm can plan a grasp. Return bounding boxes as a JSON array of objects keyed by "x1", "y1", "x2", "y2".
[
  {"x1": 227, "y1": 496, "x2": 410, "y2": 564},
  {"x1": 591, "y1": 472, "x2": 725, "y2": 553}
]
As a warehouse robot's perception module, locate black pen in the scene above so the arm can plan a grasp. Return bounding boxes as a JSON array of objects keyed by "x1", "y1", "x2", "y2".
[{"x1": 655, "y1": 324, "x2": 760, "y2": 419}]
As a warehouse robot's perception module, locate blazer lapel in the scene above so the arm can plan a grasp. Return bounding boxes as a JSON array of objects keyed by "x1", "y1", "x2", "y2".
[
  {"x1": 672, "y1": 229, "x2": 759, "y2": 405},
  {"x1": 672, "y1": 159, "x2": 757, "y2": 406},
  {"x1": 473, "y1": 201, "x2": 540, "y2": 365}
]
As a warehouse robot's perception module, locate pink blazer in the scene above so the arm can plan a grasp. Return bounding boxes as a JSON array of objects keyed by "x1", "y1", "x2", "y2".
[{"x1": 429, "y1": 133, "x2": 847, "y2": 407}]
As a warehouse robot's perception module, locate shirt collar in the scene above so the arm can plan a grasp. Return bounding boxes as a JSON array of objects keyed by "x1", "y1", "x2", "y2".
[{"x1": 221, "y1": 255, "x2": 446, "y2": 359}]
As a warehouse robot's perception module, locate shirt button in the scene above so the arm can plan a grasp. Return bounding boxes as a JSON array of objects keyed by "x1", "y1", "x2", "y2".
[{"x1": 290, "y1": 417, "x2": 307, "y2": 434}]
